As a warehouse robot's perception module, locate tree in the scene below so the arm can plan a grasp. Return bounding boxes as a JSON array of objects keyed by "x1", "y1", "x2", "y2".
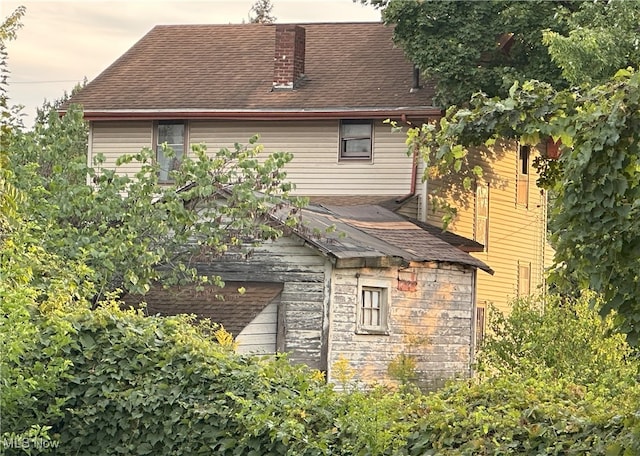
[
  {"x1": 410, "y1": 70, "x2": 640, "y2": 343},
  {"x1": 0, "y1": 6, "x2": 25, "y2": 229},
  {"x1": 5, "y1": 103, "x2": 304, "y2": 304},
  {"x1": 362, "y1": 0, "x2": 640, "y2": 107},
  {"x1": 543, "y1": 0, "x2": 640, "y2": 86},
  {"x1": 360, "y1": 0, "x2": 640, "y2": 341},
  {"x1": 249, "y1": 0, "x2": 276, "y2": 24}
]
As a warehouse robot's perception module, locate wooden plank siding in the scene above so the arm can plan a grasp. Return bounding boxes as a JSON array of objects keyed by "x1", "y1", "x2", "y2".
[
  {"x1": 195, "y1": 236, "x2": 331, "y2": 371},
  {"x1": 327, "y1": 264, "x2": 475, "y2": 391},
  {"x1": 424, "y1": 142, "x2": 548, "y2": 313},
  {"x1": 236, "y1": 300, "x2": 279, "y2": 355}
]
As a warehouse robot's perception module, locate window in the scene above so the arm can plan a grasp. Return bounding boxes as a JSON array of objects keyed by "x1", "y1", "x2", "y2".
[
  {"x1": 156, "y1": 121, "x2": 185, "y2": 182},
  {"x1": 517, "y1": 144, "x2": 530, "y2": 206},
  {"x1": 340, "y1": 120, "x2": 372, "y2": 160},
  {"x1": 356, "y1": 281, "x2": 389, "y2": 334},
  {"x1": 475, "y1": 183, "x2": 489, "y2": 251},
  {"x1": 518, "y1": 261, "x2": 531, "y2": 296},
  {"x1": 475, "y1": 304, "x2": 486, "y2": 350}
]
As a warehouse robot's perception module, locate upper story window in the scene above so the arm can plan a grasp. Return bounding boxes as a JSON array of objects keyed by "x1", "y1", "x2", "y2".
[
  {"x1": 156, "y1": 121, "x2": 185, "y2": 183},
  {"x1": 339, "y1": 120, "x2": 373, "y2": 160},
  {"x1": 517, "y1": 144, "x2": 530, "y2": 207}
]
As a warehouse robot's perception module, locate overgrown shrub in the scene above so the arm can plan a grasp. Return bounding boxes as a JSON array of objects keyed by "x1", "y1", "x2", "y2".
[
  {"x1": 404, "y1": 375, "x2": 635, "y2": 455},
  {"x1": 401, "y1": 294, "x2": 640, "y2": 455},
  {"x1": 4, "y1": 291, "x2": 640, "y2": 455},
  {"x1": 476, "y1": 294, "x2": 639, "y2": 392},
  {"x1": 2, "y1": 299, "x2": 423, "y2": 455}
]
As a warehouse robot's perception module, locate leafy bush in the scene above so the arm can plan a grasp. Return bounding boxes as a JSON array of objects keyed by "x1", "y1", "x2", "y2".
[
  {"x1": 477, "y1": 294, "x2": 639, "y2": 392},
  {"x1": 2, "y1": 298, "x2": 423, "y2": 455},
  {"x1": 404, "y1": 375, "x2": 635, "y2": 455},
  {"x1": 401, "y1": 294, "x2": 640, "y2": 455},
  {"x1": 4, "y1": 291, "x2": 640, "y2": 455}
]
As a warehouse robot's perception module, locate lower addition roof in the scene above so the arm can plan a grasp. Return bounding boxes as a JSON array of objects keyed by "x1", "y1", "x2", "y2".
[{"x1": 278, "y1": 203, "x2": 493, "y2": 274}]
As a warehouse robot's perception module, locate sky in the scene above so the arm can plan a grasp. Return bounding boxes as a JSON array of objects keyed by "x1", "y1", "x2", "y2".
[{"x1": 2, "y1": 0, "x2": 381, "y2": 128}]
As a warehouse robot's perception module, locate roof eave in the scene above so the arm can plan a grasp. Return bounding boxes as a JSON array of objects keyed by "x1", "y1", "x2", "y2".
[{"x1": 62, "y1": 108, "x2": 443, "y2": 121}]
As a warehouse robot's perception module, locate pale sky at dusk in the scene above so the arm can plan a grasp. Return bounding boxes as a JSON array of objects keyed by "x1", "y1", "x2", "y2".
[{"x1": 2, "y1": 0, "x2": 381, "y2": 127}]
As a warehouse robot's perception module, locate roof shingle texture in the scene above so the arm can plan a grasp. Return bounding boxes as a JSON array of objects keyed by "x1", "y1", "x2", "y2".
[
  {"x1": 291, "y1": 204, "x2": 492, "y2": 273},
  {"x1": 125, "y1": 282, "x2": 283, "y2": 336},
  {"x1": 65, "y1": 22, "x2": 436, "y2": 113}
]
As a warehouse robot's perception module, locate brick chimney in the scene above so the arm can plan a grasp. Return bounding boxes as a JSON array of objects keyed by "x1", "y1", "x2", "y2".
[{"x1": 273, "y1": 25, "x2": 305, "y2": 90}]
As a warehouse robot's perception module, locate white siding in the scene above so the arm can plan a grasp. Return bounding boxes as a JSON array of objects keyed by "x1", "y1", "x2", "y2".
[
  {"x1": 236, "y1": 301, "x2": 278, "y2": 355},
  {"x1": 91, "y1": 121, "x2": 152, "y2": 178},
  {"x1": 327, "y1": 264, "x2": 475, "y2": 390},
  {"x1": 190, "y1": 120, "x2": 414, "y2": 196}
]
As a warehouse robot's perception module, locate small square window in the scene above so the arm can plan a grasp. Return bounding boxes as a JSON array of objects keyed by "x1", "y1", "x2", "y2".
[
  {"x1": 340, "y1": 120, "x2": 372, "y2": 160},
  {"x1": 356, "y1": 283, "x2": 389, "y2": 334},
  {"x1": 156, "y1": 121, "x2": 185, "y2": 183}
]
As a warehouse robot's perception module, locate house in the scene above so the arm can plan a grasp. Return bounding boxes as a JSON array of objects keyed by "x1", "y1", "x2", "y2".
[
  {"x1": 126, "y1": 203, "x2": 492, "y2": 390},
  {"x1": 62, "y1": 22, "x2": 549, "y2": 384}
]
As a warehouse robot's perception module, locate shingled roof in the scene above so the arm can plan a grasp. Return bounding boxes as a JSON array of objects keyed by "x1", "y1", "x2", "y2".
[
  {"x1": 126, "y1": 282, "x2": 283, "y2": 337},
  {"x1": 282, "y1": 204, "x2": 493, "y2": 274},
  {"x1": 62, "y1": 22, "x2": 439, "y2": 120}
]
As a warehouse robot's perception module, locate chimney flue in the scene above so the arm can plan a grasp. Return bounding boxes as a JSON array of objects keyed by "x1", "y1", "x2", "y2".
[{"x1": 273, "y1": 25, "x2": 306, "y2": 90}]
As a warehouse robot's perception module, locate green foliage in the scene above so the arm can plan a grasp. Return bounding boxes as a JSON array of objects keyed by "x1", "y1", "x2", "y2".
[
  {"x1": 2, "y1": 296, "x2": 424, "y2": 455},
  {"x1": 404, "y1": 375, "x2": 636, "y2": 455},
  {"x1": 365, "y1": 0, "x2": 640, "y2": 106},
  {"x1": 477, "y1": 294, "x2": 639, "y2": 393},
  {"x1": 4, "y1": 104, "x2": 304, "y2": 303},
  {"x1": 366, "y1": 0, "x2": 572, "y2": 106},
  {"x1": 387, "y1": 353, "x2": 418, "y2": 390},
  {"x1": 543, "y1": 0, "x2": 640, "y2": 86},
  {"x1": 405, "y1": 69, "x2": 640, "y2": 343},
  {"x1": 403, "y1": 293, "x2": 640, "y2": 455},
  {"x1": 0, "y1": 6, "x2": 26, "y2": 229}
]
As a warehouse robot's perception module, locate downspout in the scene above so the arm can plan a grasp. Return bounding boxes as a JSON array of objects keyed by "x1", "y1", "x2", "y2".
[
  {"x1": 396, "y1": 138, "x2": 418, "y2": 204},
  {"x1": 469, "y1": 269, "x2": 478, "y2": 376},
  {"x1": 420, "y1": 173, "x2": 428, "y2": 223},
  {"x1": 396, "y1": 66, "x2": 421, "y2": 206}
]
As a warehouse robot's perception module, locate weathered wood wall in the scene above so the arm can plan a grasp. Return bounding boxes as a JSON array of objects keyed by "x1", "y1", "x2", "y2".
[
  {"x1": 328, "y1": 263, "x2": 475, "y2": 391},
  {"x1": 196, "y1": 236, "x2": 331, "y2": 371}
]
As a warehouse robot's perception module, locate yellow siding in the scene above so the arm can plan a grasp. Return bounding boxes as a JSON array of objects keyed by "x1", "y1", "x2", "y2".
[{"x1": 426, "y1": 142, "x2": 548, "y2": 313}]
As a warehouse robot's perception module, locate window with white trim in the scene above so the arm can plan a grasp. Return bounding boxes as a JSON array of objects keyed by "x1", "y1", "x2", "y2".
[
  {"x1": 356, "y1": 279, "x2": 389, "y2": 334},
  {"x1": 156, "y1": 121, "x2": 185, "y2": 183},
  {"x1": 339, "y1": 120, "x2": 373, "y2": 160}
]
